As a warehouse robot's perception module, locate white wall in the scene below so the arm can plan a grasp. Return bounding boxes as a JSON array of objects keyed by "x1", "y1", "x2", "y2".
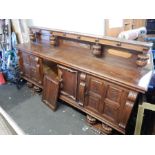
[{"x1": 30, "y1": 17, "x2": 105, "y2": 36}]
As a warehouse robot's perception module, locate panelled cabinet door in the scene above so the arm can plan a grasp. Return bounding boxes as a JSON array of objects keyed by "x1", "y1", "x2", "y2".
[
  {"x1": 42, "y1": 74, "x2": 59, "y2": 111},
  {"x1": 84, "y1": 75, "x2": 135, "y2": 129},
  {"x1": 101, "y1": 83, "x2": 128, "y2": 124},
  {"x1": 84, "y1": 76, "x2": 106, "y2": 113},
  {"x1": 58, "y1": 65, "x2": 78, "y2": 101}
]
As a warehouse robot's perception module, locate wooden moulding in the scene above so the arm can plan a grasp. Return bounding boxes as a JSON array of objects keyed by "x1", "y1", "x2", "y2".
[{"x1": 29, "y1": 26, "x2": 153, "y2": 52}]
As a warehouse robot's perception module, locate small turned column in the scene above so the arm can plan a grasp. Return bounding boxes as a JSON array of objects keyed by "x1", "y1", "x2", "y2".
[
  {"x1": 50, "y1": 34, "x2": 57, "y2": 46},
  {"x1": 92, "y1": 44, "x2": 102, "y2": 57},
  {"x1": 136, "y1": 49, "x2": 149, "y2": 67}
]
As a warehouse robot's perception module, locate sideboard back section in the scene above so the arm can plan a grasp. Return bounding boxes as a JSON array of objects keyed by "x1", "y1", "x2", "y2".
[{"x1": 17, "y1": 26, "x2": 154, "y2": 134}]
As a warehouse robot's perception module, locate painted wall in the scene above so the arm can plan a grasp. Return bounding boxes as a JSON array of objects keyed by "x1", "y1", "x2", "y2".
[{"x1": 29, "y1": 18, "x2": 105, "y2": 36}]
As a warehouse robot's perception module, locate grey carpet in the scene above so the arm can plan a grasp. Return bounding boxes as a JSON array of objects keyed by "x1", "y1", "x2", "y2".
[{"x1": 0, "y1": 83, "x2": 97, "y2": 135}]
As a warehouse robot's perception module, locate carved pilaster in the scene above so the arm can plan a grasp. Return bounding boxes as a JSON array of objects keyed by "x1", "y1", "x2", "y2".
[
  {"x1": 119, "y1": 91, "x2": 138, "y2": 129},
  {"x1": 78, "y1": 73, "x2": 86, "y2": 106},
  {"x1": 92, "y1": 44, "x2": 102, "y2": 57}
]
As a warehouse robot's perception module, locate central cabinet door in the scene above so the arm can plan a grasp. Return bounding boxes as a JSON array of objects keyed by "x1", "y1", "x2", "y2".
[{"x1": 58, "y1": 65, "x2": 78, "y2": 101}]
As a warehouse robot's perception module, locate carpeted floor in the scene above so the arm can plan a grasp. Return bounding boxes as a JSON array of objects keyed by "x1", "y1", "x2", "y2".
[{"x1": 0, "y1": 83, "x2": 98, "y2": 135}]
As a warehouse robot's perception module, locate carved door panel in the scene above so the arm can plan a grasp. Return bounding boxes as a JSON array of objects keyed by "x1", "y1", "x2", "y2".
[
  {"x1": 42, "y1": 74, "x2": 59, "y2": 111},
  {"x1": 58, "y1": 65, "x2": 78, "y2": 101},
  {"x1": 84, "y1": 76, "x2": 106, "y2": 113},
  {"x1": 102, "y1": 83, "x2": 128, "y2": 124}
]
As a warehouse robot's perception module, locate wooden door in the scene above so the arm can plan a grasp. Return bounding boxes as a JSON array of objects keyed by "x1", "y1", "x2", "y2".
[
  {"x1": 58, "y1": 65, "x2": 78, "y2": 101},
  {"x1": 84, "y1": 76, "x2": 106, "y2": 113},
  {"x1": 42, "y1": 74, "x2": 59, "y2": 111},
  {"x1": 101, "y1": 83, "x2": 128, "y2": 124},
  {"x1": 84, "y1": 75, "x2": 130, "y2": 125}
]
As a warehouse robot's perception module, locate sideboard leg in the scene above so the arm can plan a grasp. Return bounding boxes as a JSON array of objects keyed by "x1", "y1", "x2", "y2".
[
  {"x1": 33, "y1": 86, "x2": 42, "y2": 94},
  {"x1": 101, "y1": 122, "x2": 113, "y2": 134},
  {"x1": 86, "y1": 115, "x2": 97, "y2": 125},
  {"x1": 27, "y1": 82, "x2": 34, "y2": 88}
]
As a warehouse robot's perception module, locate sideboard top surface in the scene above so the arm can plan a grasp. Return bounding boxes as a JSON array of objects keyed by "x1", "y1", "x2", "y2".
[{"x1": 17, "y1": 42, "x2": 153, "y2": 93}]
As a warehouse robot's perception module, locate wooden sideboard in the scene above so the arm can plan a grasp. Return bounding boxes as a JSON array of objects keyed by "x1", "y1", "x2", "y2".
[{"x1": 17, "y1": 26, "x2": 153, "y2": 134}]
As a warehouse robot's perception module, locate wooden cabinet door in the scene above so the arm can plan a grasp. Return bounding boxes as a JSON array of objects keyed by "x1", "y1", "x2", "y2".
[
  {"x1": 84, "y1": 76, "x2": 106, "y2": 113},
  {"x1": 84, "y1": 75, "x2": 131, "y2": 126},
  {"x1": 58, "y1": 65, "x2": 78, "y2": 101},
  {"x1": 101, "y1": 83, "x2": 128, "y2": 124},
  {"x1": 42, "y1": 74, "x2": 59, "y2": 111}
]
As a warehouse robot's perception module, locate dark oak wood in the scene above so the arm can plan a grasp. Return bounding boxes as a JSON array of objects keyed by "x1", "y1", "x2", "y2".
[
  {"x1": 16, "y1": 26, "x2": 154, "y2": 134},
  {"x1": 42, "y1": 72, "x2": 59, "y2": 111}
]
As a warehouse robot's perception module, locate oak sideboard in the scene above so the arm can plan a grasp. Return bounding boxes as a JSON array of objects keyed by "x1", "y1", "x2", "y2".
[{"x1": 17, "y1": 26, "x2": 153, "y2": 134}]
